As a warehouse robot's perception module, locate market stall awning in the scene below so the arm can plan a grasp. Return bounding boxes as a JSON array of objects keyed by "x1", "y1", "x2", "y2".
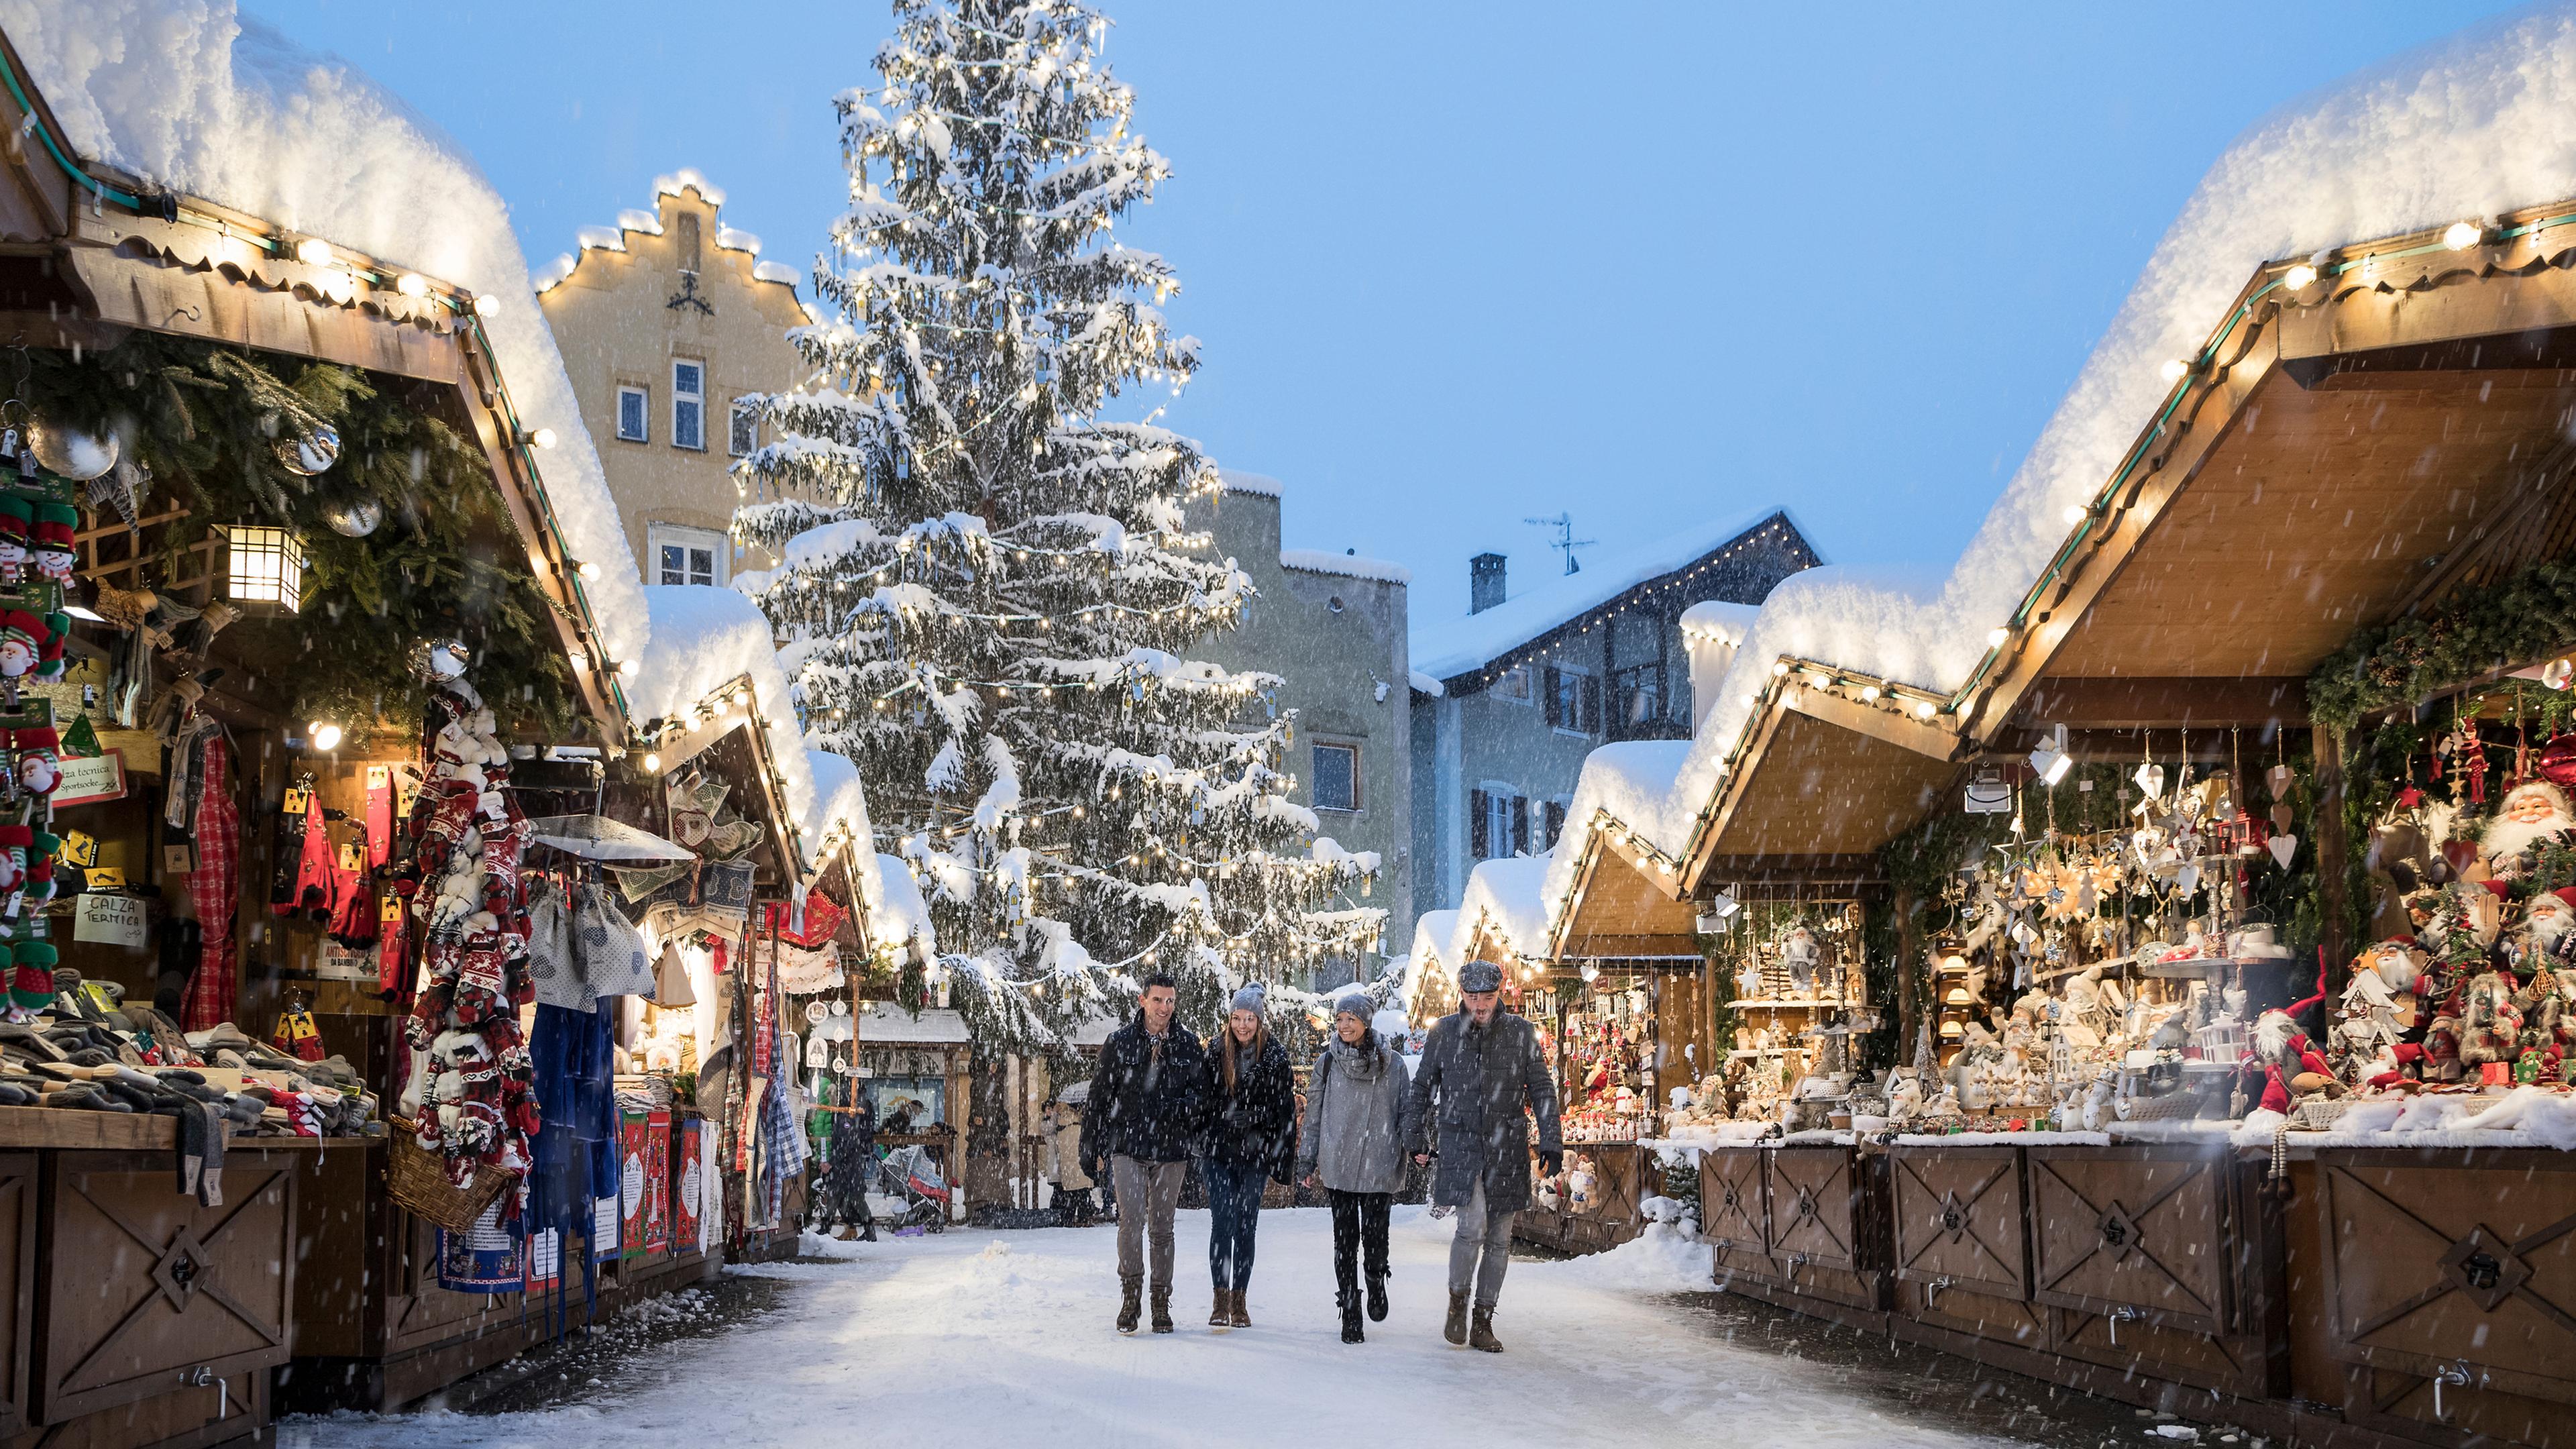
[
  {"x1": 1960, "y1": 200, "x2": 2576, "y2": 746},
  {"x1": 1674, "y1": 679, "x2": 1962, "y2": 896},
  {"x1": 1551, "y1": 827, "x2": 1701, "y2": 959}
]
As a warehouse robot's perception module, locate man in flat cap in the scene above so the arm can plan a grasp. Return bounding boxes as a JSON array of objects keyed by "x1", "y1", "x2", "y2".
[{"x1": 1406, "y1": 957, "x2": 1560, "y2": 1353}]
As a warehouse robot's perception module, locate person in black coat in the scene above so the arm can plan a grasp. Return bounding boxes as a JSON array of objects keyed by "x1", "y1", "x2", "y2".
[
  {"x1": 1080, "y1": 973, "x2": 1205, "y2": 1334},
  {"x1": 826, "y1": 1093, "x2": 877, "y2": 1242},
  {"x1": 1199, "y1": 983, "x2": 1296, "y2": 1330}
]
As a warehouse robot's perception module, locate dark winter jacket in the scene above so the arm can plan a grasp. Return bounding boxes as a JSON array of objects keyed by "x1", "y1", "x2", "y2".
[
  {"x1": 830, "y1": 1104, "x2": 877, "y2": 1181},
  {"x1": 1405, "y1": 1008, "x2": 1561, "y2": 1214},
  {"x1": 1297, "y1": 1034, "x2": 1416, "y2": 1195},
  {"x1": 1201, "y1": 1032, "x2": 1297, "y2": 1183},
  {"x1": 1079, "y1": 1018, "x2": 1208, "y2": 1171}
]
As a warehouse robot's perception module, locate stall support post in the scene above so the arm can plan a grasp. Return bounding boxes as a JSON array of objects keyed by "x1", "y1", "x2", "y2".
[
  {"x1": 1892, "y1": 883, "x2": 1921, "y2": 1063},
  {"x1": 2309, "y1": 724, "x2": 2350, "y2": 972}
]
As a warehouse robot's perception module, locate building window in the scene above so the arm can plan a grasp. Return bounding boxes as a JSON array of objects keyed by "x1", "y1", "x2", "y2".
[
  {"x1": 1543, "y1": 664, "x2": 1600, "y2": 735},
  {"x1": 1312, "y1": 743, "x2": 1358, "y2": 812},
  {"x1": 730, "y1": 397, "x2": 759, "y2": 458},
  {"x1": 1608, "y1": 610, "x2": 1675, "y2": 741},
  {"x1": 1469, "y1": 786, "x2": 1528, "y2": 860},
  {"x1": 616, "y1": 386, "x2": 649, "y2": 443},
  {"x1": 672, "y1": 360, "x2": 705, "y2": 451},
  {"x1": 648, "y1": 523, "x2": 728, "y2": 588},
  {"x1": 1493, "y1": 665, "x2": 1532, "y2": 704}
]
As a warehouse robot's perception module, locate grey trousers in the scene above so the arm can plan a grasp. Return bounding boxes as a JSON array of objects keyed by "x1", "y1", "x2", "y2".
[
  {"x1": 1448, "y1": 1177, "x2": 1514, "y2": 1307},
  {"x1": 1111, "y1": 1155, "x2": 1186, "y2": 1287}
]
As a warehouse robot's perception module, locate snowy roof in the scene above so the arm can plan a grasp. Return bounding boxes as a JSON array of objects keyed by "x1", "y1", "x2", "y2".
[
  {"x1": 1410, "y1": 506, "x2": 1813, "y2": 683},
  {"x1": 863, "y1": 852, "x2": 938, "y2": 963},
  {"x1": 1452, "y1": 854, "x2": 1554, "y2": 963},
  {"x1": 1536, "y1": 6, "x2": 2576, "y2": 938},
  {"x1": 1408, "y1": 670, "x2": 1444, "y2": 698},
  {"x1": 538, "y1": 164, "x2": 804, "y2": 303},
  {"x1": 1278, "y1": 549, "x2": 1411, "y2": 586},
  {"x1": 855, "y1": 1004, "x2": 969, "y2": 1046},
  {"x1": 1393, "y1": 908, "x2": 1460, "y2": 1012},
  {"x1": 5, "y1": 0, "x2": 650, "y2": 671},
  {"x1": 627, "y1": 586, "x2": 861, "y2": 882},
  {"x1": 1679, "y1": 600, "x2": 1761, "y2": 645}
]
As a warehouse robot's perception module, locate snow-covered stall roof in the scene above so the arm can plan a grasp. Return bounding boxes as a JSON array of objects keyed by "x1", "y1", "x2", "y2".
[
  {"x1": 625, "y1": 586, "x2": 853, "y2": 880},
  {"x1": 1411, "y1": 506, "x2": 1813, "y2": 684},
  {"x1": 0, "y1": 0, "x2": 648, "y2": 672},
  {"x1": 1393, "y1": 908, "x2": 1460, "y2": 1012},
  {"x1": 863, "y1": 851, "x2": 937, "y2": 966},
  {"x1": 1452, "y1": 854, "x2": 1554, "y2": 964},
  {"x1": 1538, "y1": 5, "x2": 2576, "y2": 940}
]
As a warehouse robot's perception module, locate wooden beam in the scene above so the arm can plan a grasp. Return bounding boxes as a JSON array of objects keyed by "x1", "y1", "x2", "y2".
[
  {"x1": 1786, "y1": 684, "x2": 1963, "y2": 762},
  {"x1": 1557, "y1": 932, "x2": 1701, "y2": 960},
  {"x1": 2313, "y1": 723, "x2": 2351, "y2": 972},
  {"x1": 2008, "y1": 676, "x2": 2308, "y2": 731}
]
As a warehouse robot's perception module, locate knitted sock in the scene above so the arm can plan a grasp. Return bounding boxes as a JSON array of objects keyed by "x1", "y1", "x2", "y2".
[{"x1": 9, "y1": 941, "x2": 54, "y2": 1011}]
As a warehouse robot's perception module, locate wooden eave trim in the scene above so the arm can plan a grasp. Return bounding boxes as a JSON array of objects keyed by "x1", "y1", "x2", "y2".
[
  {"x1": 0, "y1": 28, "x2": 74, "y2": 241},
  {"x1": 649, "y1": 690, "x2": 817, "y2": 890}
]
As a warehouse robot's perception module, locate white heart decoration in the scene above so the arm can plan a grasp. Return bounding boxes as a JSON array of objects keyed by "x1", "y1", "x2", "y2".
[
  {"x1": 2176, "y1": 864, "x2": 2201, "y2": 897},
  {"x1": 2269, "y1": 835, "x2": 2298, "y2": 869},
  {"x1": 2134, "y1": 762, "x2": 2166, "y2": 798}
]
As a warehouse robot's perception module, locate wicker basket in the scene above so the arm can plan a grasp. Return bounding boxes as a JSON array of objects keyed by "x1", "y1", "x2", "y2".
[
  {"x1": 2291, "y1": 1097, "x2": 2354, "y2": 1131},
  {"x1": 2116, "y1": 1090, "x2": 2204, "y2": 1122},
  {"x1": 384, "y1": 1118, "x2": 519, "y2": 1230}
]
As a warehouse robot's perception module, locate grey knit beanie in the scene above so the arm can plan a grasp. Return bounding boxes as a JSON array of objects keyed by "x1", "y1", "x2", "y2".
[
  {"x1": 1229, "y1": 983, "x2": 1267, "y2": 1015},
  {"x1": 1334, "y1": 991, "x2": 1372, "y2": 1022}
]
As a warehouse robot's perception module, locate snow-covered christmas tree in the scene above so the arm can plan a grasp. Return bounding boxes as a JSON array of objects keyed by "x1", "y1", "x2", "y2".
[{"x1": 733, "y1": 0, "x2": 1383, "y2": 1051}]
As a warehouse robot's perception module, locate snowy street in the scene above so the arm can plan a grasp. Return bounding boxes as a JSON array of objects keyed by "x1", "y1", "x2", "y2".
[{"x1": 293, "y1": 1208, "x2": 2136, "y2": 1449}]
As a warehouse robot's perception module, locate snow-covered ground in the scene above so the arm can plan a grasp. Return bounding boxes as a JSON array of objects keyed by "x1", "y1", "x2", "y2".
[{"x1": 291, "y1": 1207, "x2": 2066, "y2": 1449}]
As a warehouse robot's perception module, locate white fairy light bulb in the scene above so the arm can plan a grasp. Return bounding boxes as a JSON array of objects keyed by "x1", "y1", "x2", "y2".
[
  {"x1": 2282, "y1": 263, "x2": 2317, "y2": 289},
  {"x1": 2445, "y1": 220, "x2": 2484, "y2": 250},
  {"x1": 2159, "y1": 358, "x2": 2190, "y2": 384}
]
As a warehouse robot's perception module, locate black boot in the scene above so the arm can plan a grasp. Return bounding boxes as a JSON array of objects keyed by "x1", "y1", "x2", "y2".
[
  {"x1": 1469, "y1": 1304, "x2": 1504, "y2": 1354},
  {"x1": 1444, "y1": 1289, "x2": 1470, "y2": 1346},
  {"x1": 1338, "y1": 1291, "x2": 1365, "y2": 1344},
  {"x1": 1117, "y1": 1275, "x2": 1142, "y2": 1334},
  {"x1": 1366, "y1": 1275, "x2": 1388, "y2": 1323},
  {"x1": 1150, "y1": 1284, "x2": 1174, "y2": 1334}
]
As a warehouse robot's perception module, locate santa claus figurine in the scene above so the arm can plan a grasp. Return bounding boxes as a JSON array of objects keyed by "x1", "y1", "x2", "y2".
[
  {"x1": 2482, "y1": 778, "x2": 2576, "y2": 883},
  {"x1": 2524, "y1": 889, "x2": 2576, "y2": 960}
]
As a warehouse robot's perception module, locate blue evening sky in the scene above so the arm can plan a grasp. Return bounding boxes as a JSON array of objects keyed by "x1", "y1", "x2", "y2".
[{"x1": 260, "y1": 1, "x2": 2524, "y2": 625}]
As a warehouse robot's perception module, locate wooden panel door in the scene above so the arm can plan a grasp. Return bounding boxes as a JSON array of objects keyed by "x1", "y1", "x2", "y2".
[
  {"x1": 35, "y1": 1150, "x2": 295, "y2": 1425},
  {"x1": 1890, "y1": 1146, "x2": 2028, "y2": 1300},
  {"x1": 0, "y1": 1152, "x2": 32, "y2": 1437},
  {"x1": 1699, "y1": 1148, "x2": 1766, "y2": 1251},
  {"x1": 2028, "y1": 1145, "x2": 2235, "y2": 1334},
  {"x1": 2316, "y1": 1148, "x2": 2576, "y2": 1411},
  {"x1": 1766, "y1": 1147, "x2": 1860, "y2": 1271},
  {"x1": 384, "y1": 1210, "x2": 517, "y2": 1355}
]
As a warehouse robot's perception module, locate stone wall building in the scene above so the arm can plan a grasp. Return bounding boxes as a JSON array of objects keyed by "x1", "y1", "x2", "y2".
[
  {"x1": 1185, "y1": 472, "x2": 1411, "y2": 990},
  {"x1": 1407, "y1": 509, "x2": 1820, "y2": 924},
  {"x1": 535, "y1": 169, "x2": 813, "y2": 589}
]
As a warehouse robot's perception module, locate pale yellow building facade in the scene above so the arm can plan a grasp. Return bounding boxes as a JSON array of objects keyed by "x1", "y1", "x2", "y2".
[{"x1": 537, "y1": 170, "x2": 812, "y2": 587}]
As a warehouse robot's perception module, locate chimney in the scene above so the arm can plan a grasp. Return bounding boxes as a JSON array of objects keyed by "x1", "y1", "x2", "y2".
[{"x1": 1469, "y1": 553, "x2": 1507, "y2": 614}]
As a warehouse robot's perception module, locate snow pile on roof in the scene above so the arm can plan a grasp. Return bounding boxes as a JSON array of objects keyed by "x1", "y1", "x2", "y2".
[
  {"x1": 0, "y1": 0, "x2": 649, "y2": 667},
  {"x1": 1278, "y1": 549, "x2": 1411, "y2": 586},
  {"x1": 1393, "y1": 908, "x2": 1459, "y2": 1011},
  {"x1": 716, "y1": 225, "x2": 761, "y2": 255},
  {"x1": 1407, "y1": 669, "x2": 1444, "y2": 697},
  {"x1": 655, "y1": 167, "x2": 726, "y2": 205},
  {"x1": 614, "y1": 207, "x2": 662, "y2": 236},
  {"x1": 1411, "y1": 506, "x2": 1809, "y2": 682},
  {"x1": 863, "y1": 852, "x2": 937, "y2": 964},
  {"x1": 576, "y1": 225, "x2": 627, "y2": 253},
  {"x1": 531, "y1": 253, "x2": 576, "y2": 292},
  {"x1": 799, "y1": 747, "x2": 873, "y2": 855},
  {"x1": 627, "y1": 586, "x2": 849, "y2": 879},
  {"x1": 854, "y1": 1002, "x2": 967, "y2": 1044},
  {"x1": 1678, "y1": 600, "x2": 1760, "y2": 645},
  {"x1": 1217, "y1": 468, "x2": 1283, "y2": 498},
  {"x1": 753, "y1": 260, "x2": 802, "y2": 286},
  {"x1": 1453, "y1": 854, "x2": 1553, "y2": 961}
]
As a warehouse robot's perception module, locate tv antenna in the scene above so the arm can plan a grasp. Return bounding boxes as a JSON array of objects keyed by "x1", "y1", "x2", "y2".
[{"x1": 1525, "y1": 513, "x2": 1594, "y2": 575}]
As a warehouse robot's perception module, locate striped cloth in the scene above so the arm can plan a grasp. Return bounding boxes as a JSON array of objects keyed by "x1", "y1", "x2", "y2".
[{"x1": 180, "y1": 727, "x2": 239, "y2": 1032}]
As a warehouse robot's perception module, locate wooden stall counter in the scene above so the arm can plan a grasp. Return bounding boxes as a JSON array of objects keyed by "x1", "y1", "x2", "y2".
[{"x1": 1514, "y1": 1141, "x2": 1650, "y2": 1257}]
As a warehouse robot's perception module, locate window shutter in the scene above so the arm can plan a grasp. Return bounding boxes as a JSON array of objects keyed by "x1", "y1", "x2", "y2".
[
  {"x1": 1511, "y1": 796, "x2": 1530, "y2": 856},
  {"x1": 1542, "y1": 667, "x2": 1560, "y2": 727},
  {"x1": 1544, "y1": 800, "x2": 1566, "y2": 849},
  {"x1": 1470, "y1": 789, "x2": 1491, "y2": 859},
  {"x1": 1580, "y1": 675, "x2": 1602, "y2": 733}
]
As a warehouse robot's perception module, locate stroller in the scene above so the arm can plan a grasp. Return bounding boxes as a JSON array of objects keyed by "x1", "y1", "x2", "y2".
[{"x1": 875, "y1": 1144, "x2": 952, "y2": 1232}]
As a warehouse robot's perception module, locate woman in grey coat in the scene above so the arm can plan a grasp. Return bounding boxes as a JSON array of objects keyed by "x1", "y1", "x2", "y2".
[{"x1": 1296, "y1": 991, "x2": 1417, "y2": 1344}]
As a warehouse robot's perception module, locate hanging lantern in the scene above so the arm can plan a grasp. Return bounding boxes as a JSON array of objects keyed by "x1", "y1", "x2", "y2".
[
  {"x1": 221, "y1": 525, "x2": 305, "y2": 612},
  {"x1": 276, "y1": 423, "x2": 341, "y2": 477}
]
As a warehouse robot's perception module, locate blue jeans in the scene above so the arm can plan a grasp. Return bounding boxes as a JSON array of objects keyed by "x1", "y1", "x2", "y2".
[{"x1": 1203, "y1": 1156, "x2": 1267, "y2": 1292}]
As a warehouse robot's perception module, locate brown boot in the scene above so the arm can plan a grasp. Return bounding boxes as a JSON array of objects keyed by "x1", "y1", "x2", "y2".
[
  {"x1": 1468, "y1": 1304, "x2": 1504, "y2": 1353},
  {"x1": 1150, "y1": 1284, "x2": 1175, "y2": 1334},
  {"x1": 1208, "y1": 1288, "x2": 1232, "y2": 1330},
  {"x1": 1116, "y1": 1275, "x2": 1142, "y2": 1334},
  {"x1": 1444, "y1": 1290, "x2": 1470, "y2": 1346},
  {"x1": 1230, "y1": 1289, "x2": 1250, "y2": 1328}
]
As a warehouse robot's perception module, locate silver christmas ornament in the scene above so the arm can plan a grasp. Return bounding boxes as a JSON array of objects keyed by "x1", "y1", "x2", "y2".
[
  {"x1": 27, "y1": 421, "x2": 119, "y2": 480},
  {"x1": 276, "y1": 423, "x2": 341, "y2": 476},
  {"x1": 321, "y1": 495, "x2": 383, "y2": 537}
]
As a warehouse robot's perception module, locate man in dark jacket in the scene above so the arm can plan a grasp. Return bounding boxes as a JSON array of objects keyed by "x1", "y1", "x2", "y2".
[
  {"x1": 1081, "y1": 973, "x2": 1205, "y2": 1335},
  {"x1": 1407, "y1": 959, "x2": 1560, "y2": 1354},
  {"x1": 826, "y1": 1095, "x2": 878, "y2": 1242}
]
